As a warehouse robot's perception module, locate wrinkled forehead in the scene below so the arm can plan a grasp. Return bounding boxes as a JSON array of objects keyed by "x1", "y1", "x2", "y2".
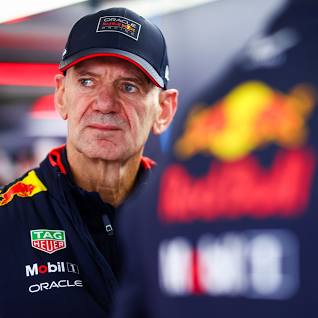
[{"x1": 70, "y1": 56, "x2": 150, "y2": 83}]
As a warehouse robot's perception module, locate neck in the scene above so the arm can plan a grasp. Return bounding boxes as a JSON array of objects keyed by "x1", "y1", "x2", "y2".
[{"x1": 66, "y1": 145, "x2": 142, "y2": 207}]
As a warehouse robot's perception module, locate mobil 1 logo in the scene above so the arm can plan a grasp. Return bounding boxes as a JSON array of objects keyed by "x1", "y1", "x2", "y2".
[{"x1": 30, "y1": 229, "x2": 66, "y2": 254}]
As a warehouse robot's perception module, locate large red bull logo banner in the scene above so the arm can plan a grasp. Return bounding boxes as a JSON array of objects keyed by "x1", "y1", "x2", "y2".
[
  {"x1": 159, "y1": 229, "x2": 298, "y2": 299},
  {"x1": 175, "y1": 81, "x2": 315, "y2": 161},
  {"x1": 158, "y1": 82, "x2": 317, "y2": 223},
  {"x1": 0, "y1": 170, "x2": 47, "y2": 206},
  {"x1": 159, "y1": 149, "x2": 315, "y2": 222}
]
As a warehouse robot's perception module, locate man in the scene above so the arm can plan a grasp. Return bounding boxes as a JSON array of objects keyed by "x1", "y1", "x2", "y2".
[
  {"x1": 0, "y1": 7, "x2": 177, "y2": 318},
  {"x1": 113, "y1": 1, "x2": 318, "y2": 317}
]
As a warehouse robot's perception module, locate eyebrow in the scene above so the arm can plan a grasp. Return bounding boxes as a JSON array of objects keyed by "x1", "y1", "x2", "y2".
[
  {"x1": 73, "y1": 69, "x2": 98, "y2": 77},
  {"x1": 121, "y1": 76, "x2": 149, "y2": 85},
  {"x1": 73, "y1": 66, "x2": 151, "y2": 86}
]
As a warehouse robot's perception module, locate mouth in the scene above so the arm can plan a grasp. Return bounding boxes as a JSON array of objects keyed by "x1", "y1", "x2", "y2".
[{"x1": 87, "y1": 124, "x2": 122, "y2": 131}]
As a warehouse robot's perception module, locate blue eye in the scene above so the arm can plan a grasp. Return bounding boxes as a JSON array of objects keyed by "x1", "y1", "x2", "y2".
[
  {"x1": 80, "y1": 78, "x2": 94, "y2": 87},
  {"x1": 123, "y1": 83, "x2": 137, "y2": 93}
]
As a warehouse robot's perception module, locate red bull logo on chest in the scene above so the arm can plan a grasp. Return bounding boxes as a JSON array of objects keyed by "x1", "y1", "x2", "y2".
[{"x1": 0, "y1": 170, "x2": 47, "y2": 206}]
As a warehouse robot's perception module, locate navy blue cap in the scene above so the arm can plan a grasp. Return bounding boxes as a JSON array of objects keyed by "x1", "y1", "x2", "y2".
[{"x1": 59, "y1": 7, "x2": 170, "y2": 89}]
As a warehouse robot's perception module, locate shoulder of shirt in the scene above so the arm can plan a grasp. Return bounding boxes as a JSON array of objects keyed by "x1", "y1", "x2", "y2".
[{"x1": 0, "y1": 168, "x2": 48, "y2": 208}]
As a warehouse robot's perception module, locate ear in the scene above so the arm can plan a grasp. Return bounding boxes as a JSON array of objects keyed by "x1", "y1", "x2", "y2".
[
  {"x1": 54, "y1": 73, "x2": 68, "y2": 120},
  {"x1": 152, "y1": 88, "x2": 179, "y2": 135}
]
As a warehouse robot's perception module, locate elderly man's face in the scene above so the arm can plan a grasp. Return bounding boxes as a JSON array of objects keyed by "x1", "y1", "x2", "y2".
[{"x1": 55, "y1": 57, "x2": 167, "y2": 162}]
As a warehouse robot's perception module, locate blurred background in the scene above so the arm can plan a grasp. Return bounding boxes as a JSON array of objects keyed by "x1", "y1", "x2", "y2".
[{"x1": 0, "y1": 0, "x2": 286, "y2": 185}]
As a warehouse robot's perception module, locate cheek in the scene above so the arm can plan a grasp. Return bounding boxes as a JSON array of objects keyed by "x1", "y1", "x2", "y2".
[
  {"x1": 66, "y1": 93, "x2": 90, "y2": 124},
  {"x1": 64, "y1": 81, "x2": 93, "y2": 116},
  {"x1": 130, "y1": 104, "x2": 155, "y2": 132}
]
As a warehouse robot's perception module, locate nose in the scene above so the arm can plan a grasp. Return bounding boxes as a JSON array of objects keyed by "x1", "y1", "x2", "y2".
[{"x1": 93, "y1": 84, "x2": 119, "y2": 114}]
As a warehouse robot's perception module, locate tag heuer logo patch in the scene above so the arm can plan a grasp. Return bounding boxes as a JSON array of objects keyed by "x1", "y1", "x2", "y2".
[
  {"x1": 96, "y1": 16, "x2": 141, "y2": 41},
  {"x1": 30, "y1": 229, "x2": 66, "y2": 254}
]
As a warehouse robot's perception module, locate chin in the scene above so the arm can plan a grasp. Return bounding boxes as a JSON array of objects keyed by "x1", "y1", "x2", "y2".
[
  {"x1": 71, "y1": 135, "x2": 137, "y2": 162},
  {"x1": 84, "y1": 148, "x2": 120, "y2": 161},
  {"x1": 82, "y1": 144, "x2": 128, "y2": 161}
]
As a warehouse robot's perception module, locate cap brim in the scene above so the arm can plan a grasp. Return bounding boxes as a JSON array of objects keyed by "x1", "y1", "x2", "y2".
[{"x1": 59, "y1": 48, "x2": 164, "y2": 88}]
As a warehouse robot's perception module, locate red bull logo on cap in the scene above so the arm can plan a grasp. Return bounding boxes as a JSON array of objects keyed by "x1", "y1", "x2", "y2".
[
  {"x1": 0, "y1": 170, "x2": 47, "y2": 206},
  {"x1": 175, "y1": 82, "x2": 315, "y2": 161}
]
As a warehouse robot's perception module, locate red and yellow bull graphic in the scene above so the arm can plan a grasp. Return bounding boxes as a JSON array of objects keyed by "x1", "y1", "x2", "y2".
[
  {"x1": 175, "y1": 81, "x2": 315, "y2": 161},
  {"x1": 158, "y1": 82, "x2": 317, "y2": 223},
  {"x1": 0, "y1": 170, "x2": 47, "y2": 206},
  {"x1": 97, "y1": 16, "x2": 141, "y2": 41}
]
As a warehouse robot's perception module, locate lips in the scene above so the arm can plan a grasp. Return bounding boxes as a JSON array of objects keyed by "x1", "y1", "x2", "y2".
[
  {"x1": 83, "y1": 113, "x2": 128, "y2": 131},
  {"x1": 87, "y1": 122, "x2": 123, "y2": 132}
]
